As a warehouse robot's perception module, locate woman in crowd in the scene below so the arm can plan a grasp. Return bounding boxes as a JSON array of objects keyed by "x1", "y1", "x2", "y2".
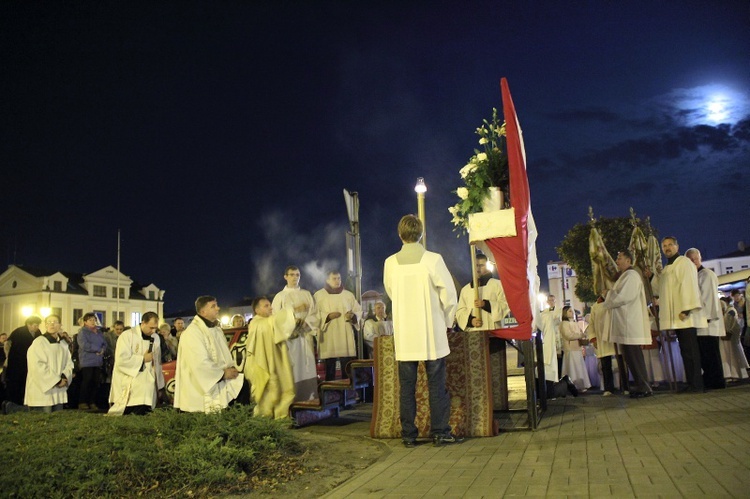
[{"x1": 560, "y1": 306, "x2": 591, "y2": 392}]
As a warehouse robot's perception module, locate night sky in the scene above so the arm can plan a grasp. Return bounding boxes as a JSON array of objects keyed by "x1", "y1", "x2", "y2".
[{"x1": 2, "y1": 1, "x2": 749, "y2": 313}]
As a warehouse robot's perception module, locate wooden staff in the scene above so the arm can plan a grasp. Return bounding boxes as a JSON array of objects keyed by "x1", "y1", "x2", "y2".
[{"x1": 470, "y1": 245, "x2": 481, "y2": 322}]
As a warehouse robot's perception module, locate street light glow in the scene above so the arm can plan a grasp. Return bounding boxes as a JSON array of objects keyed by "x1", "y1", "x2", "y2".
[
  {"x1": 40, "y1": 307, "x2": 51, "y2": 318},
  {"x1": 21, "y1": 306, "x2": 33, "y2": 317},
  {"x1": 414, "y1": 177, "x2": 427, "y2": 194}
]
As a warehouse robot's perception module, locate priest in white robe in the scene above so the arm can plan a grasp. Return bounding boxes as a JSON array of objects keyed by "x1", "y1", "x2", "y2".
[
  {"x1": 455, "y1": 253, "x2": 509, "y2": 332},
  {"x1": 24, "y1": 315, "x2": 73, "y2": 412},
  {"x1": 108, "y1": 312, "x2": 165, "y2": 415},
  {"x1": 588, "y1": 300, "x2": 618, "y2": 394},
  {"x1": 651, "y1": 236, "x2": 707, "y2": 392},
  {"x1": 271, "y1": 266, "x2": 320, "y2": 402},
  {"x1": 245, "y1": 297, "x2": 296, "y2": 418},
  {"x1": 314, "y1": 271, "x2": 362, "y2": 380},
  {"x1": 363, "y1": 300, "x2": 393, "y2": 358},
  {"x1": 686, "y1": 248, "x2": 726, "y2": 389},
  {"x1": 603, "y1": 250, "x2": 653, "y2": 398},
  {"x1": 174, "y1": 296, "x2": 245, "y2": 413}
]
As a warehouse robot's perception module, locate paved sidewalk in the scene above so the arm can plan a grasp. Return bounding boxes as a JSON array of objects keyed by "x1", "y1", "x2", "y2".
[{"x1": 314, "y1": 383, "x2": 750, "y2": 498}]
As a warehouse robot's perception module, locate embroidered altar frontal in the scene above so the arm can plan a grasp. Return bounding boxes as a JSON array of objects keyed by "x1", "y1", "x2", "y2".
[{"x1": 369, "y1": 331, "x2": 498, "y2": 438}]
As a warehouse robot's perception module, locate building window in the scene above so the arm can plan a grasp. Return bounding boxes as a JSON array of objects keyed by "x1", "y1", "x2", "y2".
[
  {"x1": 148, "y1": 290, "x2": 155, "y2": 300},
  {"x1": 131, "y1": 312, "x2": 141, "y2": 325},
  {"x1": 53, "y1": 281, "x2": 63, "y2": 292},
  {"x1": 52, "y1": 307, "x2": 62, "y2": 323},
  {"x1": 112, "y1": 287, "x2": 125, "y2": 299},
  {"x1": 726, "y1": 267, "x2": 734, "y2": 273},
  {"x1": 93, "y1": 285, "x2": 107, "y2": 297},
  {"x1": 112, "y1": 311, "x2": 124, "y2": 324},
  {"x1": 73, "y1": 309, "x2": 83, "y2": 325}
]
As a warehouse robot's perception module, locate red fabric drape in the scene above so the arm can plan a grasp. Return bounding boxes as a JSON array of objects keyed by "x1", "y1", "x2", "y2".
[{"x1": 485, "y1": 78, "x2": 533, "y2": 340}]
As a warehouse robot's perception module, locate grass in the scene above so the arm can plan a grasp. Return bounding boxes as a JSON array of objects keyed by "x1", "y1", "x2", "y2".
[{"x1": 0, "y1": 405, "x2": 305, "y2": 497}]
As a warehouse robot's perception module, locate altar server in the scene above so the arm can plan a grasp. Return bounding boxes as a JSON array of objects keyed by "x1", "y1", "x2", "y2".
[
  {"x1": 24, "y1": 315, "x2": 73, "y2": 412},
  {"x1": 456, "y1": 253, "x2": 509, "y2": 332}
]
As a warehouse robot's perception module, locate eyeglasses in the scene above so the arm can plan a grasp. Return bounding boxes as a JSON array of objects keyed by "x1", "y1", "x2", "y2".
[{"x1": 46, "y1": 321, "x2": 60, "y2": 325}]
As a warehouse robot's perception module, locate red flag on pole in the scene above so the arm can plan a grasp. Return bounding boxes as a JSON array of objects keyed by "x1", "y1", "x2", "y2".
[{"x1": 484, "y1": 78, "x2": 538, "y2": 340}]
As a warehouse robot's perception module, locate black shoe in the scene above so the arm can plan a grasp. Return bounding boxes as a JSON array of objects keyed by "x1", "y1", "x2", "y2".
[
  {"x1": 402, "y1": 438, "x2": 417, "y2": 448},
  {"x1": 561, "y1": 375, "x2": 579, "y2": 397},
  {"x1": 630, "y1": 390, "x2": 654, "y2": 399},
  {"x1": 433, "y1": 434, "x2": 464, "y2": 447}
]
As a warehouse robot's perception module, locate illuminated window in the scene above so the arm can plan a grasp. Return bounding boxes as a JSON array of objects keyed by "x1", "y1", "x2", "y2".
[{"x1": 131, "y1": 312, "x2": 141, "y2": 325}]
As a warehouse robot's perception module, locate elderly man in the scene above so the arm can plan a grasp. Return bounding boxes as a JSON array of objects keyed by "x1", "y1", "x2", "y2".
[
  {"x1": 109, "y1": 312, "x2": 165, "y2": 415},
  {"x1": 271, "y1": 266, "x2": 319, "y2": 402},
  {"x1": 455, "y1": 253, "x2": 509, "y2": 332},
  {"x1": 314, "y1": 271, "x2": 362, "y2": 380},
  {"x1": 245, "y1": 297, "x2": 296, "y2": 418},
  {"x1": 603, "y1": 250, "x2": 653, "y2": 398},
  {"x1": 3, "y1": 316, "x2": 42, "y2": 413},
  {"x1": 363, "y1": 301, "x2": 393, "y2": 358},
  {"x1": 384, "y1": 214, "x2": 461, "y2": 447},
  {"x1": 24, "y1": 315, "x2": 73, "y2": 413},
  {"x1": 174, "y1": 296, "x2": 245, "y2": 413},
  {"x1": 651, "y1": 236, "x2": 707, "y2": 392},
  {"x1": 685, "y1": 248, "x2": 726, "y2": 390}
]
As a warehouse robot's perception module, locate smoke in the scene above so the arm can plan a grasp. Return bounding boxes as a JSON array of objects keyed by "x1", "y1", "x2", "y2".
[{"x1": 251, "y1": 210, "x2": 347, "y2": 294}]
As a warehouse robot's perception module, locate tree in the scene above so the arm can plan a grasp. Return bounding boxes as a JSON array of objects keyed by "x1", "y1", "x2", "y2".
[{"x1": 556, "y1": 215, "x2": 658, "y2": 303}]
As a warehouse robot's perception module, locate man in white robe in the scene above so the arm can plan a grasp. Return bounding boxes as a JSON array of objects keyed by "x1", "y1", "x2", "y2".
[
  {"x1": 174, "y1": 296, "x2": 245, "y2": 413},
  {"x1": 363, "y1": 301, "x2": 393, "y2": 358},
  {"x1": 314, "y1": 271, "x2": 362, "y2": 380},
  {"x1": 108, "y1": 312, "x2": 165, "y2": 415},
  {"x1": 24, "y1": 315, "x2": 73, "y2": 412},
  {"x1": 245, "y1": 297, "x2": 296, "y2": 418},
  {"x1": 455, "y1": 253, "x2": 509, "y2": 332},
  {"x1": 603, "y1": 250, "x2": 653, "y2": 398},
  {"x1": 383, "y1": 215, "x2": 460, "y2": 447},
  {"x1": 588, "y1": 300, "x2": 618, "y2": 394},
  {"x1": 686, "y1": 248, "x2": 726, "y2": 389},
  {"x1": 271, "y1": 266, "x2": 320, "y2": 402},
  {"x1": 651, "y1": 236, "x2": 707, "y2": 392}
]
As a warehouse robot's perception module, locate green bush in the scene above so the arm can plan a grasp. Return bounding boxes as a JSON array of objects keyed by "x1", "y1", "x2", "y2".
[{"x1": 0, "y1": 406, "x2": 304, "y2": 497}]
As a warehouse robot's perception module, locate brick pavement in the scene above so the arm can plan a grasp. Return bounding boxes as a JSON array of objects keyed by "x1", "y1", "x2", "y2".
[{"x1": 316, "y1": 383, "x2": 750, "y2": 498}]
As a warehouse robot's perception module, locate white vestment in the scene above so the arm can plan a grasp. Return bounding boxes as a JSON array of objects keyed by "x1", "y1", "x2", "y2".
[
  {"x1": 588, "y1": 302, "x2": 616, "y2": 357},
  {"x1": 455, "y1": 277, "x2": 509, "y2": 332},
  {"x1": 363, "y1": 317, "x2": 393, "y2": 352},
  {"x1": 538, "y1": 307, "x2": 562, "y2": 381},
  {"x1": 654, "y1": 255, "x2": 707, "y2": 330},
  {"x1": 603, "y1": 268, "x2": 651, "y2": 345},
  {"x1": 272, "y1": 287, "x2": 319, "y2": 401},
  {"x1": 174, "y1": 315, "x2": 244, "y2": 413},
  {"x1": 383, "y1": 243, "x2": 457, "y2": 362},
  {"x1": 314, "y1": 288, "x2": 362, "y2": 359},
  {"x1": 695, "y1": 267, "x2": 724, "y2": 337},
  {"x1": 109, "y1": 325, "x2": 165, "y2": 414},
  {"x1": 246, "y1": 309, "x2": 296, "y2": 418},
  {"x1": 24, "y1": 334, "x2": 73, "y2": 407}
]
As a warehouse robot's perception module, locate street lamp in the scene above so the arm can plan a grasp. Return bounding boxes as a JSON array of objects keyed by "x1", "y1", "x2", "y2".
[{"x1": 414, "y1": 177, "x2": 427, "y2": 247}]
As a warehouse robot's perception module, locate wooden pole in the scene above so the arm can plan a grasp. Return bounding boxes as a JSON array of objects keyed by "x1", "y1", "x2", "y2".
[{"x1": 470, "y1": 245, "x2": 481, "y2": 321}]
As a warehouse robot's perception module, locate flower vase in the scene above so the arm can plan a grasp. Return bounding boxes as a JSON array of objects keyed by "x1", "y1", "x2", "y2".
[{"x1": 482, "y1": 187, "x2": 503, "y2": 212}]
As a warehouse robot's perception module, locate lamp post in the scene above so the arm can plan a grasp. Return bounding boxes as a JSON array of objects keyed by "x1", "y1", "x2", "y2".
[{"x1": 414, "y1": 177, "x2": 427, "y2": 248}]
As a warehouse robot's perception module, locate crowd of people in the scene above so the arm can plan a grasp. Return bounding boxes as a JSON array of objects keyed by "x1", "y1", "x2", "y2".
[
  {"x1": 540, "y1": 239, "x2": 749, "y2": 399},
  {"x1": 1, "y1": 227, "x2": 748, "y2": 452}
]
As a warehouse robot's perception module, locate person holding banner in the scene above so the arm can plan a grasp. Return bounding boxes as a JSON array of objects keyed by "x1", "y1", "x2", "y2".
[{"x1": 456, "y1": 253, "x2": 509, "y2": 332}]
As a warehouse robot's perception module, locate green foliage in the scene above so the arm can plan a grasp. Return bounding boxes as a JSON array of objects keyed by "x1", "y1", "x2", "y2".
[
  {"x1": 1, "y1": 405, "x2": 304, "y2": 497},
  {"x1": 449, "y1": 108, "x2": 509, "y2": 232},
  {"x1": 556, "y1": 215, "x2": 658, "y2": 303}
]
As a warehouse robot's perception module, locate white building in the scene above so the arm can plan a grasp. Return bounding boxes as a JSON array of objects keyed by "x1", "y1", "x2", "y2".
[
  {"x1": 544, "y1": 261, "x2": 586, "y2": 315},
  {"x1": 0, "y1": 264, "x2": 165, "y2": 334},
  {"x1": 702, "y1": 246, "x2": 750, "y2": 277}
]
